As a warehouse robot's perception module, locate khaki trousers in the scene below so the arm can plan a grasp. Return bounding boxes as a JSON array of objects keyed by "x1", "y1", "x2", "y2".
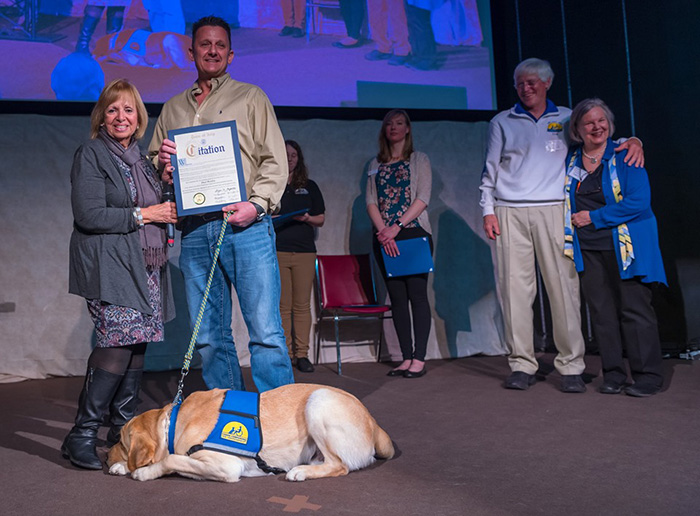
[
  {"x1": 277, "y1": 251, "x2": 316, "y2": 359},
  {"x1": 495, "y1": 205, "x2": 586, "y2": 375},
  {"x1": 281, "y1": 0, "x2": 305, "y2": 29},
  {"x1": 367, "y1": 0, "x2": 411, "y2": 55}
]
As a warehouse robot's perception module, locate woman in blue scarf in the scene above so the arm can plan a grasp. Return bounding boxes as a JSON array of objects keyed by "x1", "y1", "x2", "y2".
[{"x1": 565, "y1": 98, "x2": 666, "y2": 397}]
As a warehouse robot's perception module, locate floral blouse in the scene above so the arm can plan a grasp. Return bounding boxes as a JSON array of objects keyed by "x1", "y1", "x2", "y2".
[{"x1": 376, "y1": 160, "x2": 420, "y2": 228}]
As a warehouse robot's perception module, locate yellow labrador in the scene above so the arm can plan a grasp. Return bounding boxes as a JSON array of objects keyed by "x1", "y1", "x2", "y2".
[{"x1": 107, "y1": 383, "x2": 394, "y2": 482}]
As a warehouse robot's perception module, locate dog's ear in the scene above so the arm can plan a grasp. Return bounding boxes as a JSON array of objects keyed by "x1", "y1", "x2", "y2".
[
  {"x1": 106, "y1": 437, "x2": 128, "y2": 467},
  {"x1": 127, "y1": 430, "x2": 157, "y2": 471}
]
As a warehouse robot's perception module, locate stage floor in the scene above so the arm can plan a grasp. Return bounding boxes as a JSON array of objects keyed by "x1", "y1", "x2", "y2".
[{"x1": 2, "y1": 354, "x2": 699, "y2": 515}]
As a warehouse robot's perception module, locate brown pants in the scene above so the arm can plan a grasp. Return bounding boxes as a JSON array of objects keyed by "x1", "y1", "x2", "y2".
[
  {"x1": 277, "y1": 251, "x2": 316, "y2": 359},
  {"x1": 495, "y1": 205, "x2": 586, "y2": 376},
  {"x1": 281, "y1": 0, "x2": 306, "y2": 29},
  {"x1": 367, "y1": 0, "x2": 411, "y2": 55}
]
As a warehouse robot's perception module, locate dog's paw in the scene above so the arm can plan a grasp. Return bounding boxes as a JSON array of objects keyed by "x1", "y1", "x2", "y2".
[
  {"x1": 285, "y1": 467, "x2": 308, "y2": 482},
  {"x1": 132, "y1": 466, "x2": 158, "y2": 482},
  {"x1": 109, "y1": 462, "x2": 128, "y2": 476}
]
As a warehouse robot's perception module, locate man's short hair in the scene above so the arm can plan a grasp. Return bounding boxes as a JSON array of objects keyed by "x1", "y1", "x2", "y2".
[
  {"x1": 569, "y1": 98, "x2": 616, "y2": 143},
  {"x1": 514, "y1": 58, "x2": 554, "y2": 85},
  {"x1": 192, "y1": 16, "x2": 231, "y2": 47}
]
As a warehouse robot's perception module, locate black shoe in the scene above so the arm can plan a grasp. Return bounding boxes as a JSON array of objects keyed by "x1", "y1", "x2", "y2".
[
  {"x1": 504, "y1": 371, "x2": 536, "y2": 390},
  {"x1": 403, "y1": 367, "x2": 426, "y2": 378},
  {"x1": 560, "y1": 374, "x2": 587, "y2": 393},
  {"x1": 291, "y1": 28, "x2": 305, "y2": 38},
  {"x1": 279, "y1": 26, "x2": 294, "y2": 36},
  {"x1": 333, "y1": 39, "x2": 362, "y2": 49},
  {"x1": 598, "y1": 381, "x2": 624, "y2": 394},
  {"x1": 387, "y1": 368, "x2": 409, "y2": 377},
  {"x1": 61, "y1": 430, "x2": 103, "y2": 470},
  {"x1": 105, "y1": 6, "x2": 124, "y2": 34},
  {"x1": 624, "y1": 383, "x2": 660, "y2": 397},
  {"x1": 75, "y1": 10, "x2": 101, "y2": 52},
  {"x1": 296, "y1": 357, "x2": 315, "y2": 373},
  {"x1": 405, "y1": 57, "x2": 437, "y2": 71},
  {"x1": 62, "y1": 367, "x2": 123, "y2": 469},
  {"x1": 388, "y1": 54, "x2": 409, "y2": 66},
  {"x1": 365, "y1": 49, "x2": 392, "y2": 61},
  {"x1": 106, "y1": 368, "x2": 143, "y2": 446}
]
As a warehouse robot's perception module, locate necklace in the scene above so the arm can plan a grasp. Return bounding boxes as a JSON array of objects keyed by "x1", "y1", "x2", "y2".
[{"x1": 582, "y1": 149, "x2": 601, "y2": 164}]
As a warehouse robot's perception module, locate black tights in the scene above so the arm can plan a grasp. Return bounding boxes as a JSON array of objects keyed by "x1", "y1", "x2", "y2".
[
  {"x1": 385, "y1": 274, "x2": 431, "y2": 361},
  {"x1": 87, "y1": 343, "x2": 147, "y2": 375},
  {"x1": 373, "y1": 228, "x2": 433, "y2": 362}
]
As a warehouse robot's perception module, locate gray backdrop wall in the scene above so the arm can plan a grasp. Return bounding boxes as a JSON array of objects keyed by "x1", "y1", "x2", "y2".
[{"x1": 0, "y1": 114, "x2": 506, "y2": 381}]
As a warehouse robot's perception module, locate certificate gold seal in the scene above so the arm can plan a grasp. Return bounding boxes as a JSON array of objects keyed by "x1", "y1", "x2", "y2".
[{"x1": 193, "y1": 193, "x2": 206, "y2": 205}]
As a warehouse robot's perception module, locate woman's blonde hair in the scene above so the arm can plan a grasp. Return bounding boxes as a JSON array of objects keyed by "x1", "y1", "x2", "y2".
[
  {"x1": 90, "y1": 79, "x2": 148, "y2": 140},
  {"x1": 377, "y1": 109, "x2": 414, "y2": 163}
]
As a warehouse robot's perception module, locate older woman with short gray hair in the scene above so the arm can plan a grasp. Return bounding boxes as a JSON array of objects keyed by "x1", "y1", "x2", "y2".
[{"x1": 565, "y1": 98, "x2": 666, "y2": 397}]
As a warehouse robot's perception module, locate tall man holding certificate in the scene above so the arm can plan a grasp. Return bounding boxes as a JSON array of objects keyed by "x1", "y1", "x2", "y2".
[{"x1": 149, "y1": 16, "x2": 294, "y2": 392}]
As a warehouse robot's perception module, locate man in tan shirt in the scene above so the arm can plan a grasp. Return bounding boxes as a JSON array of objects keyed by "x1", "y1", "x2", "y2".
[{"x1": 149, "y1": 15, "x2": 294, "y2": 393}]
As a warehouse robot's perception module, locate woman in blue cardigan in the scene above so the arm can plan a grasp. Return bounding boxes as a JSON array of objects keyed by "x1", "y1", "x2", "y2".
[{"x1": 565, "y1": 98, "x2": 666, "y2": 397}]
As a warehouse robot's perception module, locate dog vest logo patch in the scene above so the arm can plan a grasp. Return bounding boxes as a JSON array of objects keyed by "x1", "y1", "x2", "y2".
[
  {"x1": 198, "y1": 390, "x2": 262, "y2": 458},
  {"x1": 221, "y1": 421, "x2": 249, "y2": 444}
]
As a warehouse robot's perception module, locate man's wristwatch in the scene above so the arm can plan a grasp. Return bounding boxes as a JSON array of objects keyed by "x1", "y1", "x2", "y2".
[{"x1": 251, "y1": 202, "x2": 266, "y2": 222}]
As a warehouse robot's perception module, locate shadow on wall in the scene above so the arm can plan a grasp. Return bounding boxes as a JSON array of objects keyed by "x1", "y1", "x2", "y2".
[
  {"x1": 349, "y1": 160, "x2": 373, "y2": 256},
  {"x1": 433, "y1": 209, "x2": 495, "y2": 358}
]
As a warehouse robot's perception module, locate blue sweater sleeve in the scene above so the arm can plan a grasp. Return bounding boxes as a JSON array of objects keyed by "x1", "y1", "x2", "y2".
[{"x1": 589, "y1": 153, "x2": 652, "y2": 229}]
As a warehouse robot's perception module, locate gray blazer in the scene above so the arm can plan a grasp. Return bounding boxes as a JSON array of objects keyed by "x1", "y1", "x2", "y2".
[{"x1": 68, "y1": 138, "x2": 174, "y2": 320}]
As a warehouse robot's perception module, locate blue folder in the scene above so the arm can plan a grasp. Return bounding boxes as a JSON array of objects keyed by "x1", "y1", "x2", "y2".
[
  {"x1": 272, "y1": 208, "x2": 309, "y2": 227},
  {"x1": 381, "y1": 237, "x2": 434, "y2": 277}
]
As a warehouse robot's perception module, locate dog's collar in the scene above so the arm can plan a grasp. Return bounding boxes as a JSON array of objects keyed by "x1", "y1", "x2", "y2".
[{"x1": 168, "y1": 402, "x2": 182, "y2": 455}]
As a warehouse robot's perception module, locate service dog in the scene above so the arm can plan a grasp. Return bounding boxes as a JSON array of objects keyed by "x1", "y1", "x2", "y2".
[{"x1": 107, "y1": 383, "x2": 394, "y2": 482}]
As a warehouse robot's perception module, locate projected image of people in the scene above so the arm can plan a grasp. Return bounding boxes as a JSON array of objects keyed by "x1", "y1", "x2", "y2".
[
  {"x1": 367, "y1": 110, "x2": 433, "y2": 379},
  {"x1": 0, "y1": 0, "x2": 495, "y2": 109}
]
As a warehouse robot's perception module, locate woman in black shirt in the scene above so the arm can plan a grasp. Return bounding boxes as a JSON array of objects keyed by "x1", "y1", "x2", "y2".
[{"x1": 275, "y1": 140, "x2": 325, "y2": 372}]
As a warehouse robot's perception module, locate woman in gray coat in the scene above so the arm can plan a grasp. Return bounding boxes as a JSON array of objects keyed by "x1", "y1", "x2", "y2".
[{"x1": 62, "y1": 79, "x2": 177, "y2": 470}]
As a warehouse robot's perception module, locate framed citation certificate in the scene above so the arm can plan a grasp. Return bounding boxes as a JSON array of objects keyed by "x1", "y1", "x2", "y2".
[{"x1": 168, "y1": 121, "x2": 247, "y2": 216}]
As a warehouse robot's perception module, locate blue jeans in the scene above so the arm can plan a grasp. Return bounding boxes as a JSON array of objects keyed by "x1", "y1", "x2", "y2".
[{"x1": 180, "y1": 216, "x2": 294, "y2": 392}]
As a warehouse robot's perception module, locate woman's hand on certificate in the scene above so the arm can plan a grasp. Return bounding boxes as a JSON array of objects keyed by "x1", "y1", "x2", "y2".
[{"x1": 159, "y1": 138, "x2": 177, "y2": 183}]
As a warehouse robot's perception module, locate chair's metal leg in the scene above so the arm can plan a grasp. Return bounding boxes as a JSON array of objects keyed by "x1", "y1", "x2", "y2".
[
  {"x1": 314, "y1": 320, "x2": 318, "y2": 365},
  {"x1": 334, "y1": 315, "x2": 341, "y2": 375},
  {"x1": 376, "y1": 315, "x2": 384, "y2": 362}
]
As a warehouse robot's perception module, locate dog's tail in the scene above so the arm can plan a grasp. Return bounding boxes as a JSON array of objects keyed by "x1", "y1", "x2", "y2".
[{"x1": 373, "y1": 424, "x2": 395, "y2": 460}]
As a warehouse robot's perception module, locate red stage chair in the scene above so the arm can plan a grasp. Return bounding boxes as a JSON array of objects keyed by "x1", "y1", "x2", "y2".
[{"x1": 314, "y1": 254, "x2": 392, "y2": 375}]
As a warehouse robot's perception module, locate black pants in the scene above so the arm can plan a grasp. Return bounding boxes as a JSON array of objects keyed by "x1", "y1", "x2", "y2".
[
  {"x1": 579, "y1": 250, "x2": 663, "y2": 387},
  {"x1": 404, "y1": 3, "x2": 436, "y2": 61},
  {"x1": 374, "y1": 227, "x2": 433, "y2": 361},
  {"x1": 339, "y1": 0, "x2": 365, "y2": 40}
]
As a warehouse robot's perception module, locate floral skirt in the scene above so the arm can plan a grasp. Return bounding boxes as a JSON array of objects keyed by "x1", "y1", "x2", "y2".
[{"x1": 87, "y1": 268, "x2": 164, "y2": 348}]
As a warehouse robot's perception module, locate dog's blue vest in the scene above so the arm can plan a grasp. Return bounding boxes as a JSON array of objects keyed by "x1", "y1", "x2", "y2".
[{"x1": 168, "y1": 390, "x2": 284, "y2": 474}]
